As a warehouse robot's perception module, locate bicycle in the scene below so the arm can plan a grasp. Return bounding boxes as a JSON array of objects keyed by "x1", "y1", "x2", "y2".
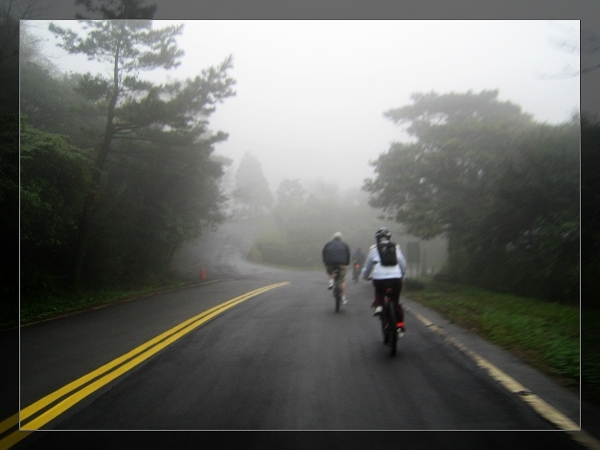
[
  {"x1": 332, "y1": 267, "x2": 342, "y2": 312},
  {"x1": 380, "y1": 286, "x2": 402, "y2": 356},
  {"x1": 352, "y1": 262, "x2": 361, "y2": 283}
]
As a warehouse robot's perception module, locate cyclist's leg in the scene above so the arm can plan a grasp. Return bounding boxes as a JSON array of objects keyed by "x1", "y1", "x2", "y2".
[
  {"x1": 369, "y1": 280, "x2": 377, "y2": 308},
  {"x1": 326, "y1": 265, "x2": 335, "y2": 289},
  {"x1": 372, "y1": 279, "x2": 386, "y2": 309},
  {"x1": 338, "y1": 265, "x2": 347, "y2": 297}
]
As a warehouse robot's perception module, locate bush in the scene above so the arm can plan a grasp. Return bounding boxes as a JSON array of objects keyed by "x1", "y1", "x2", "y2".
[{"x1": 403, "y1": 278, "x2": 426, "y2": 291}]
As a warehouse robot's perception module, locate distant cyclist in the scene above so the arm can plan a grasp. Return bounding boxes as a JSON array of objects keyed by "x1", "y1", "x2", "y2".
[
  {"x1": 352, "y1": 247, "x2": 366, "y2": 281},
  {"x1": 322, "y1": 231, "x2": 351, "y2": 304},
  {"x1": 362, "y1": 227, "x2": 408, "y2": 333}
]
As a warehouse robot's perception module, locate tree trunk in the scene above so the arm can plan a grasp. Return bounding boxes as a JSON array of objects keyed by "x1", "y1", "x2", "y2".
[{"x1": 67, "y1": 38, "x2": 121, "y2": 286}]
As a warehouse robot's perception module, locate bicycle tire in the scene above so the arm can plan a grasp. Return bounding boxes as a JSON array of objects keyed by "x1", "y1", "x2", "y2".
[
  {"x1": 333, "y1": 271, "x2": 341, "y2": 312},
  {"x1": 381, "y1": 316, "x2": 388, "y2": 344},
  {"x1": 386, "y1": 300, "x2": 398, "y2": 356}
]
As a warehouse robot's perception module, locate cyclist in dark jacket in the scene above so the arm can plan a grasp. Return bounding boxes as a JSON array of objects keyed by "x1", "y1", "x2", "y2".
[{"x1": 322, "y1": 231, "x2": 351, "y2": 304}]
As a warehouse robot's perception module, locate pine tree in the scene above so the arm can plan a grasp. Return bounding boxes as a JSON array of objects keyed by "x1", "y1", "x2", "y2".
[{"x1": 49, "y1": 20, "x2": 235, "y2": 284}]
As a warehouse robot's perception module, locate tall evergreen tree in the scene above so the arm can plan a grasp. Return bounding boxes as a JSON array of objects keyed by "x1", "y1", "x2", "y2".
[
  {"x1": 234, "y1": 152, "x2": 273, "y2": 215},
  {"x1": 48, "y1": 20, "x2": 235, "y2": 284}
]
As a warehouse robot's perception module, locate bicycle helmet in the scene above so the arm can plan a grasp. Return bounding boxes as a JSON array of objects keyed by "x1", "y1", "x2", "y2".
[{"x1": 375, "y1": 227, "x2": 392, "y2": 242}]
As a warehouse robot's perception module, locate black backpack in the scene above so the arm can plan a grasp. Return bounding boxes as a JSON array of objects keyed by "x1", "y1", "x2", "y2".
[{"x1": 377, "y1": 241, "x2": 398, "y2": 266}]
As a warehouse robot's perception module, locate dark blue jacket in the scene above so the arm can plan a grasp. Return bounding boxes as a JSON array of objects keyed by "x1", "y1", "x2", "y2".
[{"x1": 322, "y1": 239, "x2": 350, "y2": 266}]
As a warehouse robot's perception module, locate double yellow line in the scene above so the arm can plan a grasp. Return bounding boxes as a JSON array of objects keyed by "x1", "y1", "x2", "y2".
[{"x1": 0, "y1": 282, "x2": 289, "y2": 449}]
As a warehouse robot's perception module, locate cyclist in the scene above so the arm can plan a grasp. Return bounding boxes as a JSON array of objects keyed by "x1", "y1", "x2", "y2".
[
  {"x1": 352, "y1": 247, "x2": 366, "y2": 280},
  {"x1": 362, "y1": 227, "x2": 408, "y2": 335},
  {"x1": 322, "y1": 231, "x2": 351, "y2": 304}
]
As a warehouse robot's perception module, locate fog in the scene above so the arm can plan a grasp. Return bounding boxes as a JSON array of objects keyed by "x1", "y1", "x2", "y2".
[{"x1": 29, "y1": 19, "x2": 579, "y2": 193}]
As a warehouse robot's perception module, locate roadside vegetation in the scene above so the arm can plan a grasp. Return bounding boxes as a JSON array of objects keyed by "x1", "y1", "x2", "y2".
[
  {"x1": 404, "y1": 277, "x2": 600, "y2": 405},
  {"x1": 364, "y1": 91, "x2": 579, "y2": 305},
  {"x1": 12, "y1": 276, "x2": 194, "y2": 329},
  {"x1": 244, "y1": 179, "x2": 447, "y2": 272},
  {"x1": 10, "y1": 18, "x2": 236, "y2": 329}
]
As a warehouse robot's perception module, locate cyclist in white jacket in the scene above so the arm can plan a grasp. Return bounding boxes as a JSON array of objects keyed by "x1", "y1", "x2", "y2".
[{"x1": 362, "y1": 227, "x2": 408, "y2": 334}]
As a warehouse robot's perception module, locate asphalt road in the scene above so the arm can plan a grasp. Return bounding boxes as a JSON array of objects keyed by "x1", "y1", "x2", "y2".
[
  {"x1": 0, "y1": 268, "x2": 591, "y2": 449},
  {"x1": 3, "y1": 218, "x2": 598, "y2": 449},
  {"x1": 19, "y1": 271, "x2": 564, "y2": 431}
]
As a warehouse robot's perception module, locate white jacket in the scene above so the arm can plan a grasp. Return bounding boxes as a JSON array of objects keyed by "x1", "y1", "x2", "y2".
[{"x1": 361, "y1": 241, "x2": 407, "y2": 280}]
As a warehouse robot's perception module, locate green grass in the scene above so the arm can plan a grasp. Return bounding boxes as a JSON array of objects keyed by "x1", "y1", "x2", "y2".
[
  {"x1": 405, "y1": 277, "x2": 589, "y2": 400},
  {"x1": 13, "y1": 277, "x2": 196, "y2": 329}
]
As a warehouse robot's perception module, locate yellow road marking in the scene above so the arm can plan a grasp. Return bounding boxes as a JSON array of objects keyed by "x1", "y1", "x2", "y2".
[
  {"x1": 0, "y1": 415, "x2": 17, "y2": 437},
  {"x1": 0, "y1": 428, "x2": 31, "y2": 450},
  {"x1": 20, "y1": 282, "x2": 287, "y2": 424},
  {"x1": 407, "y1": 306, "x2": 600, "y2": 449},
  {"x1": 0, "y1": 282, "x2": 288, "y2": 448},
  {"x1": 0, "y1": 414, "x2": 31, "y2": 450}
]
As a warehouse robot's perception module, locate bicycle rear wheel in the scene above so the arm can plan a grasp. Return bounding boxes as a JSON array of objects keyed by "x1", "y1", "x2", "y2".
[
  {"x1": 333, "y1": 270, "x2": 341, "y2": 312},
  {"x1": 386, "y1": 301, "x2": 397, "y2": 356},
  {"x1": 381, "y1": 315, "x2": 388, "y2": 344}
]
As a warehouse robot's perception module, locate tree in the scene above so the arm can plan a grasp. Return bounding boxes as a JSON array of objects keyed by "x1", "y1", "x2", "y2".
[
  {"x1": 272, "y1": 178, "x2": 306, "y2": 243},
  {"x1": 364, "y1": 90, "x2": 579, "y2": 302},
  {"x1": 81, "y1": 135, "x2": 227, "y2": 286},
  {"x1": 366, "y1": 90, "x2": 532, "y2": 239},
  {"x1": 305, "y1": 178, "x2": 339, "y2": 202},
  {"x1": 253, "y1": 180, "x2": 413, "y2": 269},
  {"x1": 48, "y1": 20, "x2": 235, "y2": 284},
  {"x1": 1, "y1": 0, "x2": 54, "y2": 114},
  {"x1": 581, "y1": 114, "x2": 600, "y2": 308},
  {"x1": 0, "y1": 1, "x2": 56, "y2": 321},
  {"x1": 20, "y1": 59, "x2": 104, "y2": 150},
  {"x1": 275, "y1": 178, "x2": 305, "y2": 209},
  {"x1": 20, "y1": 118, "x2": 93, "y2": 296},
  {"x1": 74, "y1": 0, "x2": 157, "y2": 19},
  {"x1": 472, "y1": 120, "x2": 579, "y2": 299},
  {"x1": 233, "y1": 152, "x2": 273, "y2": 215}
]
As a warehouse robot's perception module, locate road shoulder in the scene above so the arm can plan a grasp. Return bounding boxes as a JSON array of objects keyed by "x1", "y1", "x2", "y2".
[{"x1": 401, "y1": 295, "x2": 590, "y2": 431}]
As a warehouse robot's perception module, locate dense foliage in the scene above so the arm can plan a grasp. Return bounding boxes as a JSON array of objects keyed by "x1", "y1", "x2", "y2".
[
  {"x1": 364, "y1": 90, "x2": 579, "y2": 303},
  {"x1": 20, "y1": 20, "x2": 235, "y2": 301},
  {"x1": 20, "y1": 119, "x2": 93, "y2": 296},
  {"x1": 248, "y1": 176, "x2": 448, "y2": 271},
  {"x1": 582, "y1": 114, "x2": 600, "y2": 308}
]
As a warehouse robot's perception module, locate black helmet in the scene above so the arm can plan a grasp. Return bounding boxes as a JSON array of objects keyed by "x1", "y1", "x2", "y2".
[{"x1": 375, "y1": 227, "x2": 392, "y2": 242}]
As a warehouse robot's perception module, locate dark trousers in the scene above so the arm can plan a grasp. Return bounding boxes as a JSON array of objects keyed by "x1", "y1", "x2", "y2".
[{"x1": 372, "y1": 278, "x2": 404, "y2": 324}]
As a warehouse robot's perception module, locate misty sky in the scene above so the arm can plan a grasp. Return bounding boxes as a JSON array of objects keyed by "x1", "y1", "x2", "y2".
[{"x1": 27, "y1": 19, "x2": 580, "y2": 192}]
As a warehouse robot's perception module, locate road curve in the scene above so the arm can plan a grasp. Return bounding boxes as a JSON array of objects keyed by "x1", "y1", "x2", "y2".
[{"x1": 2, "y1": 217, "x2": 598, "y2": 449}]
